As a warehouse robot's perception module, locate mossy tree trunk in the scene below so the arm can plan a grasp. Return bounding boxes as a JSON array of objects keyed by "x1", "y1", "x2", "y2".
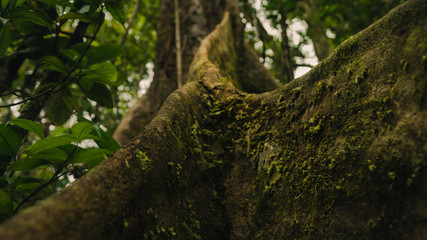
[{"x1": 0, "y1": 0, "x2": 426, "y2": 239}]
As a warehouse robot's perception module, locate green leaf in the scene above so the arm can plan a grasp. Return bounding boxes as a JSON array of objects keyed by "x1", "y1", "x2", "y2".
[
  {"x1": 84, "y1": 134, "x2": 103, "y2": 141},
  {"x1": 62, "y1": 94, "x2": 81, "y2": 113},
  {"x1": 34, "y1": 82, "x2": 56, "y2": 95},
  {"x1": 11, "y1": 119, "x2": 44, "y2": 138},
  {"x1": 21, "y1": 36, "x2": 69, "y2": 61},
  {"x1": 38, "y1": 0, "x2": 75, "y2": 9},
  {"x1": 14, "y1": 0, "x2": 27, "y2": 8},
  {"x1": 0, "y1": 0, "x2": 26, "y2": 11},
  {"x1": 37, "y1": 0, "x2": 61, "y2": 5},
  {"x1": 76, "y1": 115, "x2": 120, "y2": 152},
  {"x1": 57, "y1": 12, "x2": 96, "y2": 22},
  {"x1": 39, "y1": 56, "x2": 69, "y2": 73},
  {"x1": 32, "y1": 148, "x2": 68, "y2": 163},
  {"x1": 8, "y1": 9, "x2": 53, "y2": 29},
  {"x1": 78, "y1": 78, "x2": 93, "y2": 93},
  {"x1": 46, "y1": 91, "x2": 73, "y2": 125},
  {"x1": 9, "y1": 176, "x2": 40, "y2": 187},
  {"x1": 81, "y1": 0, "x2": 102, "y2": 8},
  {"x1": 0, "y1": 190, "x2": 13, "y2": 217},
  {"x1": 0, "y1": 178, "x2": 8, "y2": 188},
  {"x1": 12, "y1": 21, "x2": 50, "y2": 40},
  {"x1": 1, "y1": 1, "x2": 8, "y2": 9},
  {"x1": 71, "y1": 122, "x2": 93, "y2": 142},
  {"x1": 15, "y1": 182, "x2": 41, "y2": 191},
  {"x1": 0, "y1": 24, "x2": 11, "y2": 58},
  {"x1": 105, "y1": 1, "x2": 126, "y2": 26},
  {"x1": 86, "y1": 44, "x2": 124, "y2": 65},
  {"x1": 9, "y1": 157, "x2": 51, "y2": 171},
  {"x1": 60, "y1": 48, "x2": 80, "y2": 62},
  {"x1": 26, "y1": 135, "x2": 73, "y2": 156},
  {"x1": 85, "y1": 83, "x2": 114, "y2": 108},
  {"x1": 61, "y1": 48, "x2": 87, "y2": 68},
  {"x1": 0, "y1": 124, "x2": 22, "y2": 157},
  {"x1": 95, "y1": 130, "x2": 120, "y2": 152},
  {"x1": 69, "y1": 148, "x2": 106, "y2": 169},
  {"x1": 0, "y1": 155, "x2": 10, "y2": 169},
  {"x1": 80, "y1": 61, "x2": 118, "y2": 85}
]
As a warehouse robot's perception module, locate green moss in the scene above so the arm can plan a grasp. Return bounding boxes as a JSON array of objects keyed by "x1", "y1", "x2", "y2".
[
  {"x1": 404, "y1": 24, "x2": 427, "y2": 55},
  {"x1": 135, "y1": 149, "x2": 151, "y2": 171},
  {"x1": 400, "y1": 59, "x2": 409, "y2": 71}
]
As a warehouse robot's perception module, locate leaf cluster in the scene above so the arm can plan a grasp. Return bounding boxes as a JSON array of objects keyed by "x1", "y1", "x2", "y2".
[
  {"x1": 0, "y1": 0, "x2": 130, "y2": 221},
  {"x1": 0, "y1": 117, "x2": 119, "y2": 221},
  {"x1": 0, "y1": 0, "x2": 127, "y2": 124},
  {"x1": 239, "y1": 0, "x2": 403, "y2": 83}
]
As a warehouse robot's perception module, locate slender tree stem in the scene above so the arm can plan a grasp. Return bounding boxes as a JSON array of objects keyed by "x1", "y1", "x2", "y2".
[
  {"x1": 13, "y1": 144, "x2": 78, "y2": 215},
  {"x1": 0, "y1": 16, "x2": 104, "y2": 109},
  {"x1": 119, "y1": 0, "x2": 141, "y2": 45},
  {"x1": 174, "y1": 0, "x2": 183, "y2": 88}
]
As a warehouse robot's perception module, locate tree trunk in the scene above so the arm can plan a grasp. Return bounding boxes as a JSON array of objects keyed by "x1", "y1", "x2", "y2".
[
  {"x1": 112, "y1": 0, "x2": 224, "y2": 145},
  {"x1": 113, "y1": 0, "x2": 277, "y2": 145},
  {"x1": 279, "y1": 9, "x2": 294, "y2": 84},
  {"x1": 0, "y1": 0, "x2": 426, "y2": 239},
  {"x1": 299, "y1": 0, "x2": 333, "y2": 61}
]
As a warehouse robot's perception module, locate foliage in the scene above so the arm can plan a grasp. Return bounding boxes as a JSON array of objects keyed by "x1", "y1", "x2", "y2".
[
  {"x1": 95, "y1": 0, "x2": 158, "y2": 132},
  {"x1": 311, "y1": 0, "x2": 405, "y2": 45},
  {"x1": 239, "y1": 0, "x2": 403, "y2": 83},
  {"x1": 0, "y1": 0, "x2": 144, "y2": 221},
  {"x1": 0, "y1": 117, "x2": 120, "y2": 222},
  {"x1": 0, "y1": 0, "x2": 125, "y2": 120}
]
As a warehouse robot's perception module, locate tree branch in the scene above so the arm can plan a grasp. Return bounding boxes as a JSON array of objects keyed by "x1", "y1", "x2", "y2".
[
  {"x1": 119, "y1": 0, "x2": 141, "y2": 45},
  {"x1": 0, "y1": 19, "x2": 103, "y2": 109},
  {"x1": 12, "y1": 144, "x2": 79, "y2": 215}
]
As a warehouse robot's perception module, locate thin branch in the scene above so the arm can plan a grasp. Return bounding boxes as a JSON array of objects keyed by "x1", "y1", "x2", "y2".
[
  {"x1": 0, "y1": 86, "x2": 24, "y2": 98},
  {"x1": 111, "y1": 0, "x2": 141, "y2": 66},
  {"x1": 59, "y1": 30, "x2": 93, "y2": 39},
  {"x1": 119, "y1": 0, "x2": 141, "y2": 45},
  {"x1": 295, "y1": 63, "x2": 314, "y2": 68},
  {"x1": 12, "y1": 144, "x2": 79, "y2": 215},
  {"x1": 0, "y1": 0, "x2": 12, "y2": 16},
  {"x1": 0, "y1": 17, "x2": 104, "y2": 108},
  {"x1": 174, "y1": 0, "x2": 183, "y2": 88}
]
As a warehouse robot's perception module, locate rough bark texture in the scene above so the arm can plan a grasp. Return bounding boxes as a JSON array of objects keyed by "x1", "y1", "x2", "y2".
[{"x1": 0, "y1": 0, "x2": 426, "y2": 239}]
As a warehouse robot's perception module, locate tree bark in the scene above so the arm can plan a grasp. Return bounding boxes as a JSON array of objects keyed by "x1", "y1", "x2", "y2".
[{"x1": 0, "y1": 0, "x2": 426, "y2": 239}]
